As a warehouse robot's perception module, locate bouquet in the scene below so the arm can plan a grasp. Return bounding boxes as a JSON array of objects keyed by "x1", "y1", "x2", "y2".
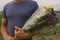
[{"x1": 22, "y1": 6, "x2": 59, "y2": 32}]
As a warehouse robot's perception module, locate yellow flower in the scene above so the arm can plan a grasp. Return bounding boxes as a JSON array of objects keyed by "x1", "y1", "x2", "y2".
[{"x1": 44, "y1": 6, "x2": 53, "y2": 11}]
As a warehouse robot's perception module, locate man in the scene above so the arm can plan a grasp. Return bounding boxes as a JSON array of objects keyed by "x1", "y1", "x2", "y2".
[{"x1": 1, "y1": 0, "x2": 38, "y2": 40}]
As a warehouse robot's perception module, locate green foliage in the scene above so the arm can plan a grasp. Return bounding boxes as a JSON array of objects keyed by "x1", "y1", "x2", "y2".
[
  {"x1": 55, "y1": 11, "x2": 60, "y2": 13},
  {"x1": 0, "y1": 14, "x2": 2, "y2": 26},
  {"x1": 0, "y1": 13, "x2": 2, "y2": 40},
  {"x1": 37, "y1": 23, "x2": 60, "y2": 37}
]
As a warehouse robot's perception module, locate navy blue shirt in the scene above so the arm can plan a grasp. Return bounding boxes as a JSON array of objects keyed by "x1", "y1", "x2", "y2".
[{"x1": 2, "y1": 0, "x2": 38, "y2": 40}]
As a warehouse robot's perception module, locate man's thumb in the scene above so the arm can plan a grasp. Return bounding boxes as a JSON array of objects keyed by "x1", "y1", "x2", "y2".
[{"x1": 15, "y1": 26, "x2": 22, "y2": 31}]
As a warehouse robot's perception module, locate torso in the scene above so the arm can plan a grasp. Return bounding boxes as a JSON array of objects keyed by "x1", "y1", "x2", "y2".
[{"x1": 4, "y1": 1, "x2": 38, "y2": 40}]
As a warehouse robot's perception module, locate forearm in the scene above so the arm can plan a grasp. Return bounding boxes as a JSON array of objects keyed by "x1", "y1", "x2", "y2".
[
  {"x1": 24, "y1": 30, "x2": 39, "y2": 38},
  {"x1": 15, "y1": 26, "x2": 40, "y2": 39},
  {"x1": 1, "y1": 26, "x2": 9, "y2": 39},
  {"x1": 1, "y1": 18, "x2": 9, "y2": 38},
  {"x1": 16, "y1": 32, "x2": 33, "y2": 39},
  {"x1": 18, "y1": 30, "x2": 39, "y2": 39},
  {"x1": 24, "y1": 28, "x2": 40, "y2": 39}
]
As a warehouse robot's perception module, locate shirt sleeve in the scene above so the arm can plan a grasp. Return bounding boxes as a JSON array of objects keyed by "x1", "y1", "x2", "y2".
[{"x1": 2, "y1": 5, "x2": 7, "y2": 19}]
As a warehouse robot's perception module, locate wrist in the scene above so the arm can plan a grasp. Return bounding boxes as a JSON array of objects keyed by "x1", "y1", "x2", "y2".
[{"x1": 20, "y1": 33, "x2": 32, "y2": 39}]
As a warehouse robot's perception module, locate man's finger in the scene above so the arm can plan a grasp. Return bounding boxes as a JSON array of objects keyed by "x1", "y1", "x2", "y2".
[
  {"x1": 15, "y1": 26, "x2": 22, "y2": 31},
  {"x1": 9, "y1": 36, "x2": 14, "y2": 40},
  {"x1": 15, "y1": 29, "x2": 21, "y2": 34}
]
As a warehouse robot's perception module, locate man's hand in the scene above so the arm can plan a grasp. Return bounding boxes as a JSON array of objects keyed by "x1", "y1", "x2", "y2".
[
  {"x1": 4, "y1": 36, "x2": 14, "y2": 40},
  {"x1": 15, "y1": 26, "x2": 25, "y2": 36},
  {"x1": 15, "y1": 26, "x2": 27, "y2": 39},
  {"x1": 15, "y1": 26, "x2": 33, "y2": 39},
  {"x1": 15, "y1": 26, "x2": 40, "y2": 39}
]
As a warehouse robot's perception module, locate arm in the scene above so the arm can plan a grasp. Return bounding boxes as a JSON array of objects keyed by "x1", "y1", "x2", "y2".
[
  {"x1": 1, "y1": 18, "x2": 14, "y2": 40},
  {"x1": 22, "y1": 29, "x2": 39, "y2": 39},
  {"x1": 1, "y1": 4, "x2": 9, "y2": 39},
  {"x1": 1, "y1": 18, "x2": 8, "y2": 38},
  {"x1": 15, "y1": 26, "x2": 40, "y2": 39},
  {"x1": 1, "y1": 4, "x2": 14, "y2": 40}
]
